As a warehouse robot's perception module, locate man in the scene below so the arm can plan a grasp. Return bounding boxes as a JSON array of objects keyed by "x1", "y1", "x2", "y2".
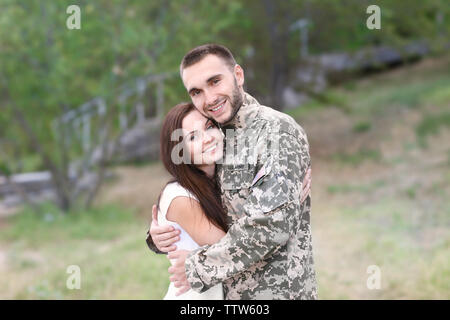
[{"x1": 147, "y1": 44, "x2": 317, "y2": 300}]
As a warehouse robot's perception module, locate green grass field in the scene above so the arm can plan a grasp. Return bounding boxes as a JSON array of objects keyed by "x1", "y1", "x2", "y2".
[
  {"x1": 1, "y1": 55, "x2": 449, "y2": 299},
  {"x1": 0, "y1": 203, "x2": 170, "y2": 299}
]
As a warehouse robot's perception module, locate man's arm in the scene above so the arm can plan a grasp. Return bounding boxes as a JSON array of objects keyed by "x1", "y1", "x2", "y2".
[
  {"x1": 146, "y1": 205, "x2": 180, "y2": 254},
  {"x1": 184, "y1": 129, "x2": 311, "y2": 293}
]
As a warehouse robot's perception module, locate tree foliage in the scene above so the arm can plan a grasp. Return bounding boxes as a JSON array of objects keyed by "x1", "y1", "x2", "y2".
[{"x1": 0, "y1": 0, "x2": 448, "y2": 211}]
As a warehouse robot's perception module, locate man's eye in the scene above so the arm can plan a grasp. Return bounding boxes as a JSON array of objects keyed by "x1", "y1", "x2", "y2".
[
  {"x1": 190, "y1": 134, "x2": 196, "y2": 141},
  {"x1": 191, "y1": 90, "x2": 200, "y2": 97},
  {"x1": 212, "y1": 79, "x2": 220, "y2": 85}
]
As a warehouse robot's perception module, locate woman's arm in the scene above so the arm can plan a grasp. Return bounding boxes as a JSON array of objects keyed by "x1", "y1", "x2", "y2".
[{"x1": 166, "y1": 196, "x2": 226, "y2": 246}]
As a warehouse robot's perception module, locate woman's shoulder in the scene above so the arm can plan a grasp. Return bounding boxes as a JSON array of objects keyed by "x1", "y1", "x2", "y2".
[
  {"x1": 158, "y1": 182, "x2": 194, "y2": 224},
  {"x1": 162, "y1": 181, "x2": 198, "y2": 201},
  {"x1": 163, "y1": 183, "x2": 203, "y2": 226}
]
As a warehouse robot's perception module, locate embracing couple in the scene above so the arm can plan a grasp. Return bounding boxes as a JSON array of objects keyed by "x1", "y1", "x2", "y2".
[{"x1": 146, "y1": 44, "x2": 318, "y2": 300}]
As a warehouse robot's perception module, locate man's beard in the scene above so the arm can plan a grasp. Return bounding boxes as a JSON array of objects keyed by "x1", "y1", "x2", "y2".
[{"x1": 220, "y1": 78, "x2": 243, "y2": 125}]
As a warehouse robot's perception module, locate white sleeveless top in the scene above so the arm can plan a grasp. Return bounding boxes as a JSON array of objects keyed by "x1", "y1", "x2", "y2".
[{"x1": 158, "y1": 181, "x2": 223, "y2": 300}]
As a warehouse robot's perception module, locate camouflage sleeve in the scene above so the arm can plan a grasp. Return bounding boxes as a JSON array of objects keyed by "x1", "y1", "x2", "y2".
[
  {"x1": 145, "y1": 229, "x2": 166, "y2": 255},
  {"x1": 185, "y1": 128, "x2": 310, "y2": 293}
]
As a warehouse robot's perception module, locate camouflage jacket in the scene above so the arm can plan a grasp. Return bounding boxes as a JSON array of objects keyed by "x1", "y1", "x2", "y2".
[{"x1": 184, "y1": 93, "x2": 317, "y2": 300}]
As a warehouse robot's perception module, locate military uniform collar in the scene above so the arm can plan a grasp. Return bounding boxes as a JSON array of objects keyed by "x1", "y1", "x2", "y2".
[{"x1": 221, "y1": 92, "x2": 260, "y2": 131}]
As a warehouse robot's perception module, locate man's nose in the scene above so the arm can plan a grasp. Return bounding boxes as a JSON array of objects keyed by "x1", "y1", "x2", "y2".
[{"x1": 204, "y1": 89, "x2": 218, "y2": 107}]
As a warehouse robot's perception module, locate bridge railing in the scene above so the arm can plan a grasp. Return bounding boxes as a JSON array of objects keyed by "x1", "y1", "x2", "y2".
[{"x1": 52, "y1": 71, "x2": 177, "y2": 165}]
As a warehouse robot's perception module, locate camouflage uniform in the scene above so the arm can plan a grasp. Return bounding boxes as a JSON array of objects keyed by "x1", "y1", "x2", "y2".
[{"x1": 184, "y1": 93, "x2": 318, "y2": 300}]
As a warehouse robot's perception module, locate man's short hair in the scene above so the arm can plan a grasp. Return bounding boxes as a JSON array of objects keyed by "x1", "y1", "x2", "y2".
[{"x1": 180, "y1": 44, "x2": 237, "y2": 76}]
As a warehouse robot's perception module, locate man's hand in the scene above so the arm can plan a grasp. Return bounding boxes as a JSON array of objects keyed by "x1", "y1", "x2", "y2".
[
  {"x1": 300, "y1": 167, "x2": 312, "y2": 204},
  {"x1": 150, "y1": 205, "x2": 180, "y2": 253},
  {"x1": 168, "y1": 250, "x2": 191, "y2": 296}
]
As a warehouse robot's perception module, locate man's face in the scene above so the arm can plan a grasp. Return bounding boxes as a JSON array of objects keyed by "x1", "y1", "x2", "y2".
[{"x1": 181, "y1": 54, "x2": 244, "y2": 125}]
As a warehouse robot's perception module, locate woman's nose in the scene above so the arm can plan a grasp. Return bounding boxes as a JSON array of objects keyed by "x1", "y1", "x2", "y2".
[{"x1": 203, "y1": 132, "x2": 214, "y2": 144}]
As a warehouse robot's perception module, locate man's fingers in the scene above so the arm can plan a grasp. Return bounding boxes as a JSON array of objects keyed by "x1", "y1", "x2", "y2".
[
  {"x1": 304, "y1": 178, "x2": 311, "y2": 194},
  {"x1": 157, "y1": 238, "x2": 179, "y2": 250},
  {"x1": 149, "y1": 205, "x2": 181, "y2": 252},
  {"x1": 168, "y1": 251, "x2": 188, "y2": 263},
  {"x1": 152, "y1": 205, "x2": 158, "y2": 226},
  {"x1": 155, "y1": 229, "x2": 179, "y2": 242},
  {"x1": 158, "y1": 237, "x2": 179, "y2": 248},
  {"x1": 303, "y1": 180, "x2": 311, "y2": 200},
  {"x1": 306, "y1": 167, "x2": 311, "y2": 179},
  {"x1": 160, "y1": 245, "x2": 177, "y2": 253},
  {"x1": 304, "y1": 170, "x2": 311, "y2": 187},
  {"x1": 301, "y1": 167, "x2": 312, "y2": 202},
  {"x1": 162, "y1": 237, "x2": 180, "y2": 247},
  {"x1": 152, "y1": 224, "x2": 176, "y2": 236},
  {"x1": 303, "y1": 178, "x2": 310, "y2": 191},
  {"x1": 174, "y1": 282, "x2": 190, "y2": 295},
  {"x1": 173, "y1": 281, "x2": 186, "y2": 288},
  {"x1": 167, "y1": 252, "x2": 180, "y2": 261},
  {"x1": 175, "y1": 285, "x2": 190, "y2": 296}
]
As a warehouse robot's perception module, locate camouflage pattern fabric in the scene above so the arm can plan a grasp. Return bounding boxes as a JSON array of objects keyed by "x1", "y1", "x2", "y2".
[{"x1": 185, "y1": 93, "x2": 318, "y2": 300}]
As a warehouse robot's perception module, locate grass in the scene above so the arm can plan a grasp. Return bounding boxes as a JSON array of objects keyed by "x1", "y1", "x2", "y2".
[
  {"x1": 284, "y1": 99, "x2": 326, "y2": 119},
  {"x1": 335, "y1": 60, "x2": 450, "y2": 118},
  {"x1": 0, "y1": 202, "x2": 171, "y2": 299},
  {"x1": 416, "y1": 111, "x2": 450, "y2": 147},
  {"x1": 314, "y1": 195, "x2": 450, "y2": 299},
  {"x1": 327, "y1": 179, "x2": 386, "y2": 195},
  {"x1": 332, "y1": 149, "x2": 382, "y2": 166},
  {"x1": 1, "y1": 55, "x2": 449, "y2": 300},
  {"x1": 352, "y1": 121, "x2": 371, "y2": 133},
  {"x1": 306, "y1": 56, "x2": 450, "y2": 299},
  {"x1": 1, "y1": 203, "x2": 133, "y2": 245}
]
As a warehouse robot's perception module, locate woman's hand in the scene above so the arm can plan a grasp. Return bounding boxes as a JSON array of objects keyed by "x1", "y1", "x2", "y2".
[{"x1": 150, "y1": 205, "x2": 180, "y2": 253}]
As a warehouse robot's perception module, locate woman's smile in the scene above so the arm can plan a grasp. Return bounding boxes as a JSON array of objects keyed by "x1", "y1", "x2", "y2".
[{"x1": 203, "y1": 143, "x2": 218, "y2": 154}]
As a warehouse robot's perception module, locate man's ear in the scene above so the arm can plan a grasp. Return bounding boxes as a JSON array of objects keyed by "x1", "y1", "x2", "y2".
[
  {"x1": 180, "y1": 70, "x2": 188, "y2": 90},
  {"x1": 234, "y1": 64, "x2": 245, "y2": 87}
]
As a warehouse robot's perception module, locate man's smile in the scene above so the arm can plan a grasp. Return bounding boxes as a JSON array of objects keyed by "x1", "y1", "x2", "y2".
[{"x1": 207, "y1": 98, "x2": 226, "y2": 115}]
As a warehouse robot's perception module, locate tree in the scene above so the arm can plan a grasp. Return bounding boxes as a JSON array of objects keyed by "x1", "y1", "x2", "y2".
[{"x1": 0, "y1": 0, "x2": 244, "y2": 212}]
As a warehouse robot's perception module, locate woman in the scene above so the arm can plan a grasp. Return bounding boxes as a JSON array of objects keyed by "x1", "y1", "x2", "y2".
[{"x1": 154, "y1": 102, "x2": 227, "y2": 300}]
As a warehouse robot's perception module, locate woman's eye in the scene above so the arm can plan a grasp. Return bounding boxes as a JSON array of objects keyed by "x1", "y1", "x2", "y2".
[{"x1": 189, "y1": 133, "x2": 198, "y2": 141}]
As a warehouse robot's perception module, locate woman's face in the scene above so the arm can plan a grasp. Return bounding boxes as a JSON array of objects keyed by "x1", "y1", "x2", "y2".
[{"x1": 182, "y1": 109, "x2": 224, "y2": 166}]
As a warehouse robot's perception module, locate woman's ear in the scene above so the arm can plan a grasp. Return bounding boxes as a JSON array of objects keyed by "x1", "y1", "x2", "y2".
[{"x1": 234, "y1": 64, "x2": 245, "y2": 87}]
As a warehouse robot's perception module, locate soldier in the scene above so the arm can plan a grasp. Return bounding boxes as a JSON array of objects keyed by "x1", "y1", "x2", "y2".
[{"x1": 147, "y1": 44, "x2": 317, "y2": 300}]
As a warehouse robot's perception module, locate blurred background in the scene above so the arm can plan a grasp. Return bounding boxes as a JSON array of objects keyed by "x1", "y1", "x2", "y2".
[{"x1": 0, "y1": 0, "x2": 449, "y2": 299}]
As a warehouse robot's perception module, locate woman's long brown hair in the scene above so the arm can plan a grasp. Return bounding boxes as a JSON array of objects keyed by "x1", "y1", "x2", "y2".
[{"x1": 157, "y1": 102, "x2": 228, "y2": 233}]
